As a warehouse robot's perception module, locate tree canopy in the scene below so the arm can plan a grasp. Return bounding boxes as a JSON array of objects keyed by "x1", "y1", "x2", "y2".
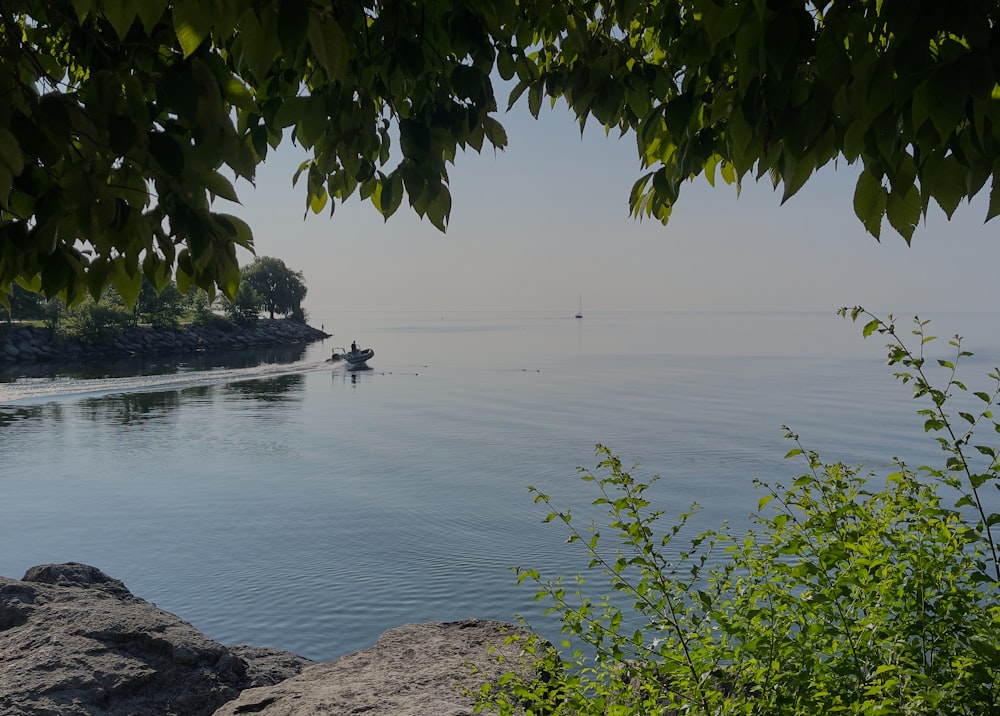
[
  {"x1": 241, "y1": 256, "x2": 307, "y2": 319},
  {"x1": 3, "y1": 1, "x2": 999, "y2": 305}
]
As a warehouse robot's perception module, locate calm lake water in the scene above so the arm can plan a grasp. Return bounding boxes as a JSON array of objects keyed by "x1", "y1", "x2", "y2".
[{"x1": 2, "y1": 309, "x2": 999, "y2": 661}]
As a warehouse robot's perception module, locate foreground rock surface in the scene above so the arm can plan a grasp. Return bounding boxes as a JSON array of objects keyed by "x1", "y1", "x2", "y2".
[
  {"x1": 214, "y1": 619, "x2": 529, "y2": 716},
  {"x1": 0, "y1": 564, "x2": 532, "y2": 716},
  {"x1": 0, "y1": 564, "x2": 313, "y2": 715}
]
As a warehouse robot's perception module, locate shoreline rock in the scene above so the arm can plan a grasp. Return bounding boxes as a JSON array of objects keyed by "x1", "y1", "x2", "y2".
[
  {"x1": 0, "y1": 564, "x2": 533, "y2": 716},
  {"x1": 0, "y1": 563, "x2": 277, "y2": 715},
  {"x1": 0, "y1": 319, "x2": 330, "y2": 366},
  {"x1": 214, "y1": 620, "x2": 535, "y2": 716}
]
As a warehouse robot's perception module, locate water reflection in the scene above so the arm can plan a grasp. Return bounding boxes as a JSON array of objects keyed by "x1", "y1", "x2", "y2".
[
  {"x1": 78, "y1": 390, "x2": 182, "y2": 427},
  {"x1": 63, "y1": 375, "x2": 305, "y2": 425},
  {"x1": 223, "y1": 374, "x2": 304, "y2": 402},
  {"x1": 333, "y1": 370, "x2": 374, "y2": 388},
  {"x1": 0, "y1": 345, "x2": 322, "y2": 405},
  {"x1": 0, "y1": 345, "x2": 309, "y2": 383},
  {"x1": 0, "y1": 403, "x2": 52, "y2": 427},
  {"x1": 184, "y1": 346, "x2": 309, "y2": 371}
]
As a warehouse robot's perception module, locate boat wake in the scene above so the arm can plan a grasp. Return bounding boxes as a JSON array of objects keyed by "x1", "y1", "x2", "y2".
[{"x1": 0, "y1": 359, "x2": 332, "y2": 405}]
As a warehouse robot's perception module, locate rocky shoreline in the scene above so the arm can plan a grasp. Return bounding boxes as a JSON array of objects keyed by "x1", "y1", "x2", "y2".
[
  {"x1": 0, "y1": 319, "x2": 330, "y2": 365},
  {"x1": 0, "y1": 563, "x2": 534, "y2": 715}
]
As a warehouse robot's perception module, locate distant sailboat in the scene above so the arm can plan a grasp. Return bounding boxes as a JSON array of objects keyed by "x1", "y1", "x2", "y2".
[{"x1": 575, "y1": 294, "x2": 583, "y2": 319}]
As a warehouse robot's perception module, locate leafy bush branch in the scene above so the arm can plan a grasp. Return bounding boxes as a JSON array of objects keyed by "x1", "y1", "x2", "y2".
[
  {"x1": 478, "y1": 308, "x2": 1000, "y2": 715},
  {"x1": 841, "y1": 306, "x2": 1000, "y2": 583}
]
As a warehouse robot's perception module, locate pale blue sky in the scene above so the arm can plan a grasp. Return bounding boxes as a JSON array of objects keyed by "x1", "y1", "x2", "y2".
[{"x1": 231, "y1": 100, "x2": 1000, "y2": 315}]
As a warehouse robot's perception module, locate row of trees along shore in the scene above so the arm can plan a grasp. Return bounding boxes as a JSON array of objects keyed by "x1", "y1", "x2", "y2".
[
  {"x1": 2, "y1": 257, "x2": 307, "y2": 342},
  {"x1": 6, "y1": 3, "x2": 1000, "y2": 714}
]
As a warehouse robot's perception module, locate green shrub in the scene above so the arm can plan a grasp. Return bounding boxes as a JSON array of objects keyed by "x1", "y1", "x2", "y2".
[
  {"x1": 41, "y1": 298, "x2": 62, "y2": 329},
  {"x1": 192, "y1": 309, "x2": 235, "y2": 331},
  {"x1": 222, "y1": 280, "x2": 261, "y2": 326},
  {"x1": 138, "y1": 282, "x2": 186, "y2": 329},
  {"x1": 289, "y1": 304, "x2": 308, "y2": 323},
  {"x1": 60, "y1": 300, "x2": 130, "y2": 345},
  {"x1": 479, "y1": 309, "x2": 1000, "y2": 715},
  {"x1": 187, "y1": 292, "x2": 229, "y2": 330}
]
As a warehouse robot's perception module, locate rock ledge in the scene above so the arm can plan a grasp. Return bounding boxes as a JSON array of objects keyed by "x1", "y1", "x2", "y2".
[
  {"x1": 0, "y1": 563, "x2": 532, "y2": 716},
  {"x1": 0, "y1": 319, "x2": 329, "y2": 365}
]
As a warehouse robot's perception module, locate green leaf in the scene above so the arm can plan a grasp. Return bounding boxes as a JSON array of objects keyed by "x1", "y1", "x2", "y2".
[
  {"x1": 986, "y1": 165, "x2": 1000, "y2": 222},
  {"x1": 148, "y1": 132, "x2": 185, "y2": 176},
  {"x1": 201, "y1": 171, "x2": 240, "y2": 204},
  {"x1": 0, "y1": 128, "x2": 24, "y2": 176},
  {"x1": 111, "y1": 258, "x2": 142, "y2": 307},
  {"x1": 235, "y1": 9, "x2": 281, "y2": 82},
  {"x1": 70, "y1": 0, "x2": 95, "y2": 23},
  {"x1": 663, "y1": 95, "x2": 693, "y2": 139},
  {"x1": 885, "y1": 182, "x2": 921, "y2": 242},
  {"x1": 86, "y1": 259, "x2": 109, "y2": 301},
  {"x1": 399, "y1": 120, "x2": 431, "y2": 161},
  {"x1": 528, "y1": 83, "x2": 542, "y2": 118},
  {"x1": 923, "y1": 152, "x2": 968, "y2": 219},
  {"x1": 101, "y1": 0, "x2": 135, "y2": 40},
  {"x1": 780, "y1": 150, "x2": 814, "y2": 204},
  {"x1": 373, "y1": 172, "x2": 403, "y2": 219},
  {"x1": 763, "y1": 12, "x2": 799, "y2": 74},
  {"x1": 0, "y1": 163, "x2": 13, "y2": 209},
  {"x1": 307, "y1": 8, "x2": 349, "y2": 82},
  {"x1": 482, "y1": 117, "x2": 508, "y2": 150},
  {"x1": 701, "y1": 1, "x2": 744, "y2": 47},
  {"x1": 719, "y1": 159, "x2": 736, "y2": 185},
  {"x1": 173, "y1": 0, "x2": 210, "y2": 57},
  {"x1": 175, "y1": 251, "x2": 192, "y2": 294},
  {"x1": 853, "y1": 169, "x2": 887, "y2": 239},
  {"x1": 842, "y1": 120, "x2": 866, "y2": 162},
  {"x1": 497, "y1": 49, "x2": 516, "y2": 81},
  {"x1": 507, "y1": 80, "x2": 529, "y2": 112},
  {"x1": 924, "y1": 61, "x2": 972, "y2": 140},
  {"x1": 296, "y1": 97, "x2": 329, "y2": 148},
  {"x1": 274, "y1": 96, "x2": 310, "y2": 129},
  {"x1": 426, "y1": 186, "x2": 452, "y2": 232},
  {"x1": 215, "y1": 213, "x2": 254, "y2": 250},
  {"x1": 277, "y1": 0, "x2": 309, "y2": 56},
  {"x1": 309, "y1": 187, "x2": 328, "y2": 214},
  {"x1": 135, "y1": 0, "x2": 169, "y2": 32}
]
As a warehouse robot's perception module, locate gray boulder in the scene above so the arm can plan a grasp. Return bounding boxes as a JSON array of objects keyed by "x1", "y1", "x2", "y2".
[
  {"x1": 213, "y1": 619, "x2": 535, "y2": 716},
  {"x1": 0, "y1": 564, "x2": 536, "y2": 716},
  {"x1": 227, "y1": 645, "x2": 317, "y2": 689},
  {"x1": 0, "y1": 563, "x2": 311, "y2": 716}
]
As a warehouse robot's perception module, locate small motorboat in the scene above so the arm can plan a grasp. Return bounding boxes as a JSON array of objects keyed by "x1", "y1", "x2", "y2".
[
  {"x1": 328, "y1": 342, "x2": 374, "y2": 369},
  {"x1": 344, "y1": 347, "x2": 374, "y2": 369},
  {"x1": 328, "y1": 345, "x2": 374, "y2": 369}
]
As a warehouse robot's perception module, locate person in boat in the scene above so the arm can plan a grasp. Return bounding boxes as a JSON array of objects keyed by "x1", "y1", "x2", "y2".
[{"x1": 351, "y1": 340, "x2": 358, "y2": 354}]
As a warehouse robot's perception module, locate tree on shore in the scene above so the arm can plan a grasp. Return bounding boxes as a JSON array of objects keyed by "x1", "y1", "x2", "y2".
[
  {"x1": 2, "y1": 257, "x2": 307, "y2": 338},
  {"x1": 3, "y1": 1, "x2": 1000, "y2": 305},
  {"x1": 221, "y1": 279, "x2": 263, "y2": 326},
  {"x1": 240, "y1": 257, "x2": 307, "y2": 320},
  {"x1": 104, "y1": 279, "x2": 189, "y2": 329}
]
